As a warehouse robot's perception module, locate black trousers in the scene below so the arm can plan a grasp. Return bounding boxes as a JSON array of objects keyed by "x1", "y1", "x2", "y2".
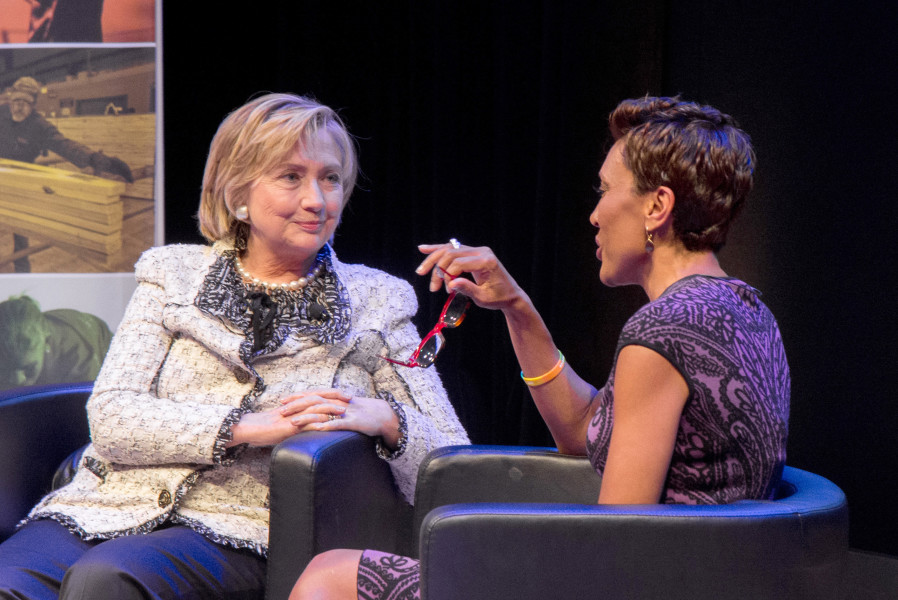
[{"x1": 0, "y1": 519, "x2": 267, "y2": 600}]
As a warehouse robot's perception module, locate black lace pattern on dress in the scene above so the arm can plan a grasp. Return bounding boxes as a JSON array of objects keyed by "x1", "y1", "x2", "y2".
[
  {"x1": 586, "y1": 275, "x2": 789, "y2": 505},
  {"x1": 358, "y1": 550, "x2": 421, "y2": 600}
]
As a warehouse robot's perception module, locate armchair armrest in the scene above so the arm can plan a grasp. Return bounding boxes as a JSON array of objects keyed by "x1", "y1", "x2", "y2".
[
  {"x1": 413, "y1": 445, "x2": 600, "y2": 535},
  {"x1": 0, "y1": 382, "x2": 92, "y2": 541},
  {"x1": 266, "y1": 431, "x2": 413, "y2": 600},
  {"x1": 418, "y1": 466, "x2": 848, "y2": 600}
]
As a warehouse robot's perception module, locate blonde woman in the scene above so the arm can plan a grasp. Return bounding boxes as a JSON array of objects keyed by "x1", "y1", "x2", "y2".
[{"x1": 0, "y1": 93, "x2": 468, "y2": 600}]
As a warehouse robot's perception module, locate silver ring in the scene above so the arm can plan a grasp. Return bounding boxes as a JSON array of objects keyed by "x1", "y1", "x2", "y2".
[
  {"x1": 449, "y1": 238, "x2": 461, "y2": 249},
  {"x1": 327, "y1": 414, "x2": 338, "y2": 421}
]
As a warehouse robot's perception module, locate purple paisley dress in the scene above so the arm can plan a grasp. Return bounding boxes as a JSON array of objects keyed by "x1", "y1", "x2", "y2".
[
  {"x1": 357, "y1": 275, "x2": 790, "y2": 598},
  {"x1": 587, "y1": 275, "x2": 790, "y2": 503},
  {"x1": 358, "y1": 550, "x2": 421, "y2": 600}
]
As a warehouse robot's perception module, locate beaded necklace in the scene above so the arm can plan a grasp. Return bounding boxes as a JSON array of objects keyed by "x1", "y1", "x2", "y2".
[{"x1": 233, "y1": 254, "x2": 323, "y2": 294}]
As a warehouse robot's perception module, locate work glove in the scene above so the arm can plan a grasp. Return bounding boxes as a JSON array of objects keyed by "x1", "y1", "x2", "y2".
[{"x1": 89, "y1": 152, "x2": 134, "y2": 183}]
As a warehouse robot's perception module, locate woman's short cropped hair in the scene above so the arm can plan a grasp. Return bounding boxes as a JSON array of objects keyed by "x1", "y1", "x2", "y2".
[
  {"x1": 197, "y1": 93, "x2": 359, "y2": 244},
  {"x1": 609, "y1": 96, "x2": 755, "y2": 252}
]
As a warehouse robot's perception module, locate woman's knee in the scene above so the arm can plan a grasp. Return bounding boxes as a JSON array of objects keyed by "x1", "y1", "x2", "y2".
[
  {"x1": 60, "y1": 527, "x2": 266, "y2": 599},
  {"x1": 0, "y1": 520, "x2": 90, "y2": 599},
  {"x1": 290, "y1": 549, "x2": 363, "y2": 600},
  {"x1": 60, "y1": 538, "x2": 170, "y2": 600},
  {"x1": 61, "y1": 551, "x2": 146, "y2": 600}
]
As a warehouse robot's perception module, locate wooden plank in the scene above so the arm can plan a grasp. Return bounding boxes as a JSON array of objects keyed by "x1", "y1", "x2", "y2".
[
  {"x1": 0, "y1": 158, "x2": 125, "y2": 258},
  {"x1": 0, "y1": 211, "x2": 121, "y2": 254},
  {"x1": 34, "y1": 114, "x2": 156, "y2": 201},
  {"x1": 0, "y1": 185, "x2": 121, "y2": 216},
  {"x1": 0, "y1": 197, "x2": 154, "y2": 273},
  {"x1": 123, "y1": 178, "x2": 155, "y2": 202},
  {"x1": 49, "y1": 114, "x2": 156, "y2": 168},
  {"x1": 37, "y1": 159, "x2": 155, "y2": 202},
  {"x1": 7, "y1": 232, "x2": 115, "y2": 269},
  {"x1": 0, "y1": 243, "x2": 52, "y2": 268},
  {"x1": 0, "y1": 191, "x2": 122, "y2": 231},
  {"x1": 0, "y1": 208, "x2": 121, "y2": 243},
  {"x1": 0, "y1": 159, "x2": 125, "y2": 203}
]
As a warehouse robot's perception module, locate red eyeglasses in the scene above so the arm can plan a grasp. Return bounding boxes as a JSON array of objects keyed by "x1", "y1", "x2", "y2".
[{"x1": 383, "y1": 273, "x2": 471, "y2": 368}]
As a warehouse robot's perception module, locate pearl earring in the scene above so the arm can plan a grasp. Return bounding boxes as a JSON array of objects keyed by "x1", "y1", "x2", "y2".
[
  {"x1": 235, "y1": 205, "x2": 249, "y2": 221},
  {"x1": 645, "y1": 227, "x2": 655, "y2": 254}
]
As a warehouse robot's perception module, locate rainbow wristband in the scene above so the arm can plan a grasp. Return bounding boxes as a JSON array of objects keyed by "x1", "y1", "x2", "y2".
[{"x1": 521, "y1": 351, "x2": 566, "y2": 387}]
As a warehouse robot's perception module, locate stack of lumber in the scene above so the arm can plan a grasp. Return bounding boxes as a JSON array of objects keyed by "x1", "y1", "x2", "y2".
[
  {"x1": 0, "y1": 158, "x2": 126, "y2": 262},
  {"x1": 42, "y1": 113, "x2": 156, "y2": 201}
]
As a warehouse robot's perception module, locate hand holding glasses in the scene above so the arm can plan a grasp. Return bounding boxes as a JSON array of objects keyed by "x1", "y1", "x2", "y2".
[{"x1": 383, "y1": 263, "x2": 471, "y2": 369}]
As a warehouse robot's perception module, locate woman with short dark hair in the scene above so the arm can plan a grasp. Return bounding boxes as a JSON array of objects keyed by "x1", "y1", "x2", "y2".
[{"x1": 293, "y1": 95, "x2": 789, "y2": 600}]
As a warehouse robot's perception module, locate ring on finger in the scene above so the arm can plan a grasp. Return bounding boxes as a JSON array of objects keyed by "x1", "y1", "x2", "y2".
[
  {"x1": 449, "y1": 238, "x2": 460, "y2": 249},
  {"x1": 327, "y1": 414, "x2": 340, "y2": 421}
]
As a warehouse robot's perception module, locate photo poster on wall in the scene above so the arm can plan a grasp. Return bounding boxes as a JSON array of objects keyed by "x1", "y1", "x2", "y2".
[{"x1": 0, "y1": 0, "x2": 161, "y2": 392}]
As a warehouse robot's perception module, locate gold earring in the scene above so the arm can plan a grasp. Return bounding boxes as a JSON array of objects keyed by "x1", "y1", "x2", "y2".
[
  {"x1": 235, "y1": 205, "x2": 249, "y2": 221},
  {"x1": 645, "y1": 227, "x2": 655, "y2": 254}
]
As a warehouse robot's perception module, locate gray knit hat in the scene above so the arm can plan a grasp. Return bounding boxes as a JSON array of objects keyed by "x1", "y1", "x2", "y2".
[{"x1": 9, "y1": 76, "x2": 41, "y2": 104}]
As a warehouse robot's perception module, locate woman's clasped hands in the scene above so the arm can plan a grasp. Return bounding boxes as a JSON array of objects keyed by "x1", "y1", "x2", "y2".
[
  {"x1": 283, "y1": 389, "x2": 401, "y2": 447},
  {"x1": 226, "y1": 389, "x2": 400, "y2": 449}
]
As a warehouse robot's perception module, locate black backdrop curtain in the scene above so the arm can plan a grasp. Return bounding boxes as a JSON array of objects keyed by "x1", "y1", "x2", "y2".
[{"x1": 163, "y1": 1, "x2": 898, "y2": 555}]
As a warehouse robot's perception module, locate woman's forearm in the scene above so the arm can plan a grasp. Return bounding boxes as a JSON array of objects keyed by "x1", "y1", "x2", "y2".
[{"x1": 502, "y1": 293, "x2": 597, "y2": 454}]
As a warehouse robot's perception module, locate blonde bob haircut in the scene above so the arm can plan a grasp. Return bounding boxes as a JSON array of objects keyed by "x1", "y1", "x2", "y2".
[{"x1": 197, "y1": 93, "x2": 358, "y2": 244}]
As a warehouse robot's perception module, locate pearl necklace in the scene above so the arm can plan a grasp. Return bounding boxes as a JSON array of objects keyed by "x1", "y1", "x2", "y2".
[{"x1": 233, "y1": 255, "x2": 323, "y2": 293}]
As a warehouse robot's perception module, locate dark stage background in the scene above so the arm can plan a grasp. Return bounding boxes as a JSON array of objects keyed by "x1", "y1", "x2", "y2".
[{"x1": 163, "y1": 1, "x2": 898, "y2": 555}]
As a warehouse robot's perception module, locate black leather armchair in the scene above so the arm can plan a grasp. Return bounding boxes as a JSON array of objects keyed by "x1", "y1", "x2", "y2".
[
  {"x1": 0, "y1": 382, "x2": 412, "y2": 600},
  {"x1": 413, "y1": 445, "x2": 849, "y2": 600},
  {"x1": 266, "y1": 431, "x2": 413, "y2": 599}
]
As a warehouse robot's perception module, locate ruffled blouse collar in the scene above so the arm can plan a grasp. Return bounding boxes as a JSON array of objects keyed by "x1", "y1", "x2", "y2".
[{"x1": 194, "y1": 244, "x2": 352, "y2": 364}]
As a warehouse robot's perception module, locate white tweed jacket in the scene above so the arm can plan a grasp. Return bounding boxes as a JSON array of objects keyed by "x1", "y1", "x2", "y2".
[{"x1": 25, "y1": 243, "x2": 469, "y2": 556}]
